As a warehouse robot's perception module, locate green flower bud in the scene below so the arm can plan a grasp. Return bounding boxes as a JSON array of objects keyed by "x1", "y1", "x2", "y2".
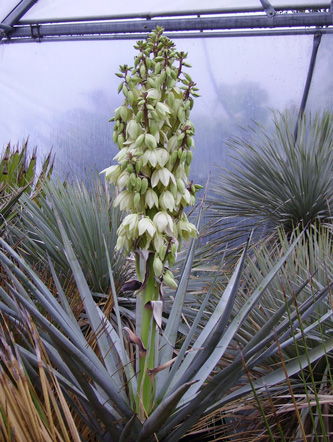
[
  {"x1": 170, "y1": 243, "x2": 177, "y2": 256},
  {"x1": 168, "y1": 254, "x2": 175, "y2": 267},
  {"x1": 180, "y1": 150, "x2": 187, "y2": 163},
  {"x1": 122, "y1": 84, "x2": 128, "y2": 97},
  {"x1": 127, "y1": 91, "x2": 134, "y2": 106},
  {"x1": 140, "y1": 64, "x2": 146, "y2": 77},
  {"x1": 177, "y1": 107, "x2": 185, "y2": 123},
  {"x1": 186, "y1": 150, "x2": 193, "y2": 165},
  {"x1": 130, "y1": 173, "x2": 137, "y2": 187},
  {"x1": 140, "y1": 178, "x2": 149, "y2": 195},
  {"x1": 145, "y1": 133, "x2": 157, "y2": 150},
  {"x1": 153, "y1": 255, "x2": 163, "y2": 277},
  {"x1": 169, "y1": 151, "x2": 178, "y2": 167},
  {"x1": 135, "y1": 133, "x2": 145, "y2": 148},
  {"x1": 120, "y1": 106, "x2": 128, "y2": 122},
  {"x1": 135, "y1": 159, "x2": 143, "y2": 174},
  {"x1": 117, "y1": 134, "x2": 125, "y2": 149},
  {"x1": 176, "y1": 178, "x2": 186, "y2": 194},
  {"x1": 169, "y1": 182, "x2": 178, "y2": 198},
  {"x1": 135, "y1": 177, "x2": 142, "y2": 192},
  {"x1": 159, "y1": 244, "x2": 167, "y2": 261},
  {"x1": 163, "y1": 269, "x2": 178, "y2": 289},
  {"x1": 134, "y1": 192, "x2": 141, "y2": 209},
  {"x1": 135, "y1": 111, "x2": 144, "y2": 123}
]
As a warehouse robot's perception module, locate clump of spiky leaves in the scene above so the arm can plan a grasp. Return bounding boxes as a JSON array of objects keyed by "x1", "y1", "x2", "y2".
[
  {"x1": 1, "y1": 217, "x2": 333, "y2": 441},
  {"x1": 206, "y1": 110, "x2": 333, "y2": 255},
  {"x1": 7, "y1": 173, "x2": 129, "y2": 297},
  {"x1": 0, "y1": 313, "x2": 81, "y2": 442},
  {"x1": 0, "y1": 139, "x2": 53, "y2": 196},
  {"x1": 193, "y1": 223, "x2": 333, "y2": 441},
  {"x1": 0, "y1": 139, "x2": 53, "y2": 233}
]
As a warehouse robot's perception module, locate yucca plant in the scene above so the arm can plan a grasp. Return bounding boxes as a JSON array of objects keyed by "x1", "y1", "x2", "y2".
[
  {"x1": 230, "y1": 224, "x2": 333, "y2": 440},
  {"x1": 206, "y1": 109, "x2": 333, "y2": 256},
  {"x1": 1, "y1": 211, "x2": 333, "y2": 441},
  {"x1": 0, "y1": 139, "x2": 53, "y2": 233},
  {"x1": 7, "y1": 173, "x2": 129, "y2": 297}
]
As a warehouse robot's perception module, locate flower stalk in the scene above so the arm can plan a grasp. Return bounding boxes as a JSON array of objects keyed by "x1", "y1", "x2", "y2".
[{"x1": 102, "y1": 26, "x2": 201, "y2": 418}]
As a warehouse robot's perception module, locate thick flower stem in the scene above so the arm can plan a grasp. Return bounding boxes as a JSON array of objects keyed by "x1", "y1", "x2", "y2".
[{"x1": 138, "y1": 254, "x2": 159, "y2": 417}]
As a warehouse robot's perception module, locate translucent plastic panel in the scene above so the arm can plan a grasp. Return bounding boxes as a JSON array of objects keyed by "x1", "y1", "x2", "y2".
[
  {"x1": 0, "y1": 35, "x2": 313, "y2": 184},
  {"x1": 306, "y1": 34, "x2": 333, "y2": 113},
  {"x1": 0, "y1": 0, "x2": 21, "y2": 22},
  {"x1": 22, "y1": 0, "x2": 331, "y2": 21}
]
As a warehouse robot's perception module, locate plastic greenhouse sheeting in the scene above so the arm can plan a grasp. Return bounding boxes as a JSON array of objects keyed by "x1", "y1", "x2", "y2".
[{"x1": 2, "y1": 32, "x2": 329, "y2": 182}]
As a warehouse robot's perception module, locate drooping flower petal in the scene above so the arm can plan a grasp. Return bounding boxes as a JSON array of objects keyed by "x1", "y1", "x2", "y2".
[
  {"x1": 138, "y1": 217, "x2": 156, "y2": 237},
  {"x1": 153, "y1": 211, "x2": 174, "y2": 233},
  {"x1": 145, "y1": 188, "x2": 159, "y2": 209},
  {"x1": 159, "y1": 190, "x2": 176, "y2": 212}
]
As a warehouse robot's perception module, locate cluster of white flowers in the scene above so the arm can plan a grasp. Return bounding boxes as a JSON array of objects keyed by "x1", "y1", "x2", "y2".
[{"x1": 102, "y1": 27, "x2": 201, "y2": 288}]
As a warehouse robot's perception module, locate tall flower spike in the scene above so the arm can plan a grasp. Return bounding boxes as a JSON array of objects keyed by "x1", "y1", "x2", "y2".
[{"x1": 102, "y1": 26, "x2": 201, "y2": 283}]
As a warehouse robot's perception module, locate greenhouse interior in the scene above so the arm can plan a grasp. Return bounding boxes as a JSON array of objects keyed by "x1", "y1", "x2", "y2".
[{"x1": 0, "y1": 1, "x2": 332, "y2": 441}]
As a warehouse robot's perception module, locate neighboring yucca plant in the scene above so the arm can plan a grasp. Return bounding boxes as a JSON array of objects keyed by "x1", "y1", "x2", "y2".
[
  {"x1": 0, "y1": 139, "x2": 53, "y2": 196},
  {"x1": 206, "y1": 110, "x2": 333, "y2": 254},
  {"x1": 0, "y1": 139, "x2": 53, "y2": 233},
  {"x1": 7, "y1": 174, "x2": 129, "y2": 296}
]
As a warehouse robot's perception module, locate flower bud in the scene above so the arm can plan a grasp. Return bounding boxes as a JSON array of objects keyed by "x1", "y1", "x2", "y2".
[
  {"x1": 133, "y1": 192, "x2": 140, "y2": 208},
  {"x1": 145, "y1": 133, "x2": 157, "y2": 150},
  {"x1": 140, "y1": 178, "x2": 149, "y2": 195},
  {"x1": 176, "y1": 178, "x2": 186, "y2": 194},
  {"x1": 134, "y1": 133, "x2": 145, "y2": 148},
  {"x1": 163, "y1": 270, "x2": 178, "y2": 289},
  {"x1": 159, "y1": 244, "x2": 167, "y2": 261},
  {"x1": 153, "y1": 255, "x2": 163, "y2": 277}
]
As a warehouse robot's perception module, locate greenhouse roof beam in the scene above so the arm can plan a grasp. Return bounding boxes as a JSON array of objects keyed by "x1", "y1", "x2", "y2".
[
  {"x1": 1, "y1": 10, "x2": 332, "y2": 43},
  {"x1": 4, "y1": 28, "x2": 331, "y2": 44}
]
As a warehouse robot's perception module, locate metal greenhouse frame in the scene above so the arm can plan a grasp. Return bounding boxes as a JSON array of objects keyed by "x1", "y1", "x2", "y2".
[{"x1": 1, "y1": 1, "x2": 332, "y2": 43}]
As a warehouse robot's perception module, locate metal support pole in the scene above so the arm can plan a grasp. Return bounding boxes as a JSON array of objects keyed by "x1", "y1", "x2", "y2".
[
  {"x1": 294, "y1": 32, "x2": 322, "y2": 140},
  {"x1": 260, "y1": 0, "x2": 276, "y2": 17},
  {"x1": 2, "y1": 0, "x2": 38, "y2": 27}
]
